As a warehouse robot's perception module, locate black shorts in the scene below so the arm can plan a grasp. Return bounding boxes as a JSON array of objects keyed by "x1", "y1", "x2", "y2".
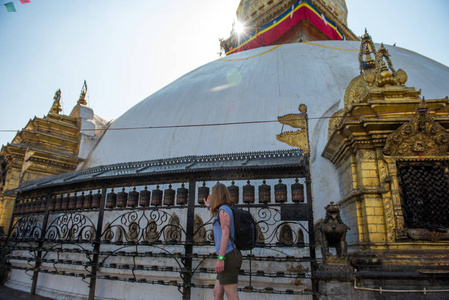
[{"x1": 217, "y1": 249, "x2": 242, "y2": 285}]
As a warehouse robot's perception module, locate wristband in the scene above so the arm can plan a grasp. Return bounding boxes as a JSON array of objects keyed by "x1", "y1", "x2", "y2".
[{"x1": 217, "y1": 255, "x2": 226, "y2": 261}]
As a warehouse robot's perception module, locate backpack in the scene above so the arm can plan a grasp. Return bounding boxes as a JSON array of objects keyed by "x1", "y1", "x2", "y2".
[{"x1": 220, "y1": 205, "x2": 257, "y2": 251}]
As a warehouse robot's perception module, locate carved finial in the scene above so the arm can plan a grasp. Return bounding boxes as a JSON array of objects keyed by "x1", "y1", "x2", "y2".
[
  {"x1": 358, "y1": 30, "x2": 377, "y2": 74},
  {"x1": 49, "y1": 89, "x2": 62, "y2": 114},
  {"x1": 417, "y1": 97, "x2": 428, "y2": 112},
  {"x1": 358, "y1": 32, "x2": 408, "y2": 87},
  {"x1": 78, "y1": 80, "x2": 87, "y2": 105}
]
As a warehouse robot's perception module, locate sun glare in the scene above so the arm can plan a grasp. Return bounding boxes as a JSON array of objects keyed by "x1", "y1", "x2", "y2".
[{"x1": 234, "y1": 21, "x2": 245, "y2": 36}]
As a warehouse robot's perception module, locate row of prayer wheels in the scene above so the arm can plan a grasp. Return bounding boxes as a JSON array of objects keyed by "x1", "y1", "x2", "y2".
[
  {"x1": 15, "y1": 191, "x2": 104, "y2": 215},
  {"x1": 197, "y1": 179, "x2": 304, "y2": 205},
  {"x1": 15, "y1": 179, "x2": 305, "y2": 214}
]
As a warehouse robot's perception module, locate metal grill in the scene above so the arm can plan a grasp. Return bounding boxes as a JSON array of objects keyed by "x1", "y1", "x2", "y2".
[
  {"x1": 397, "y1": 162, "x2": 449, "y2": 231},
  {"x1": 0, "y1": 150, "x2": 317, "y2": 299}
]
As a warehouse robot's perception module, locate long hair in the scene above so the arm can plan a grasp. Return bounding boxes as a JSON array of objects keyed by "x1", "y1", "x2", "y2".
[{"x1": 210, "y1": 182, "x2": 233, "y2": 217}]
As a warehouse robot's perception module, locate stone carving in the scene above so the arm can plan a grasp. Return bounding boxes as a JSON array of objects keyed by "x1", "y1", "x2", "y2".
[
  {"x1": 383, "y1": 99, "x2": 449, "y2": 156},
  {"x1": 316, "y1": 202, "x2": 350, "y2": 263},
  {"x1": 193, "y1": 215, "x2": 206, "y2": 243}
]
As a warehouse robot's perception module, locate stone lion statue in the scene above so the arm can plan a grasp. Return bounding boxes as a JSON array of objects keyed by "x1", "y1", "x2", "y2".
[{"x1": 316, "y1": 202, "x2": 350, "y2": 262}]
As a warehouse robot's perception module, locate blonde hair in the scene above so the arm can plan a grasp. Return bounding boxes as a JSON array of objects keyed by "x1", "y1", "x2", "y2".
[{"x1": 210, "y1": 182, "x2": 232, "y2": 216}]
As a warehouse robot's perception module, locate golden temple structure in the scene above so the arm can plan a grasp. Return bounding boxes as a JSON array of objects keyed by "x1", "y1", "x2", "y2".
[{"x1": 0, "y1": 82, "x2": 108, "y2": 233}]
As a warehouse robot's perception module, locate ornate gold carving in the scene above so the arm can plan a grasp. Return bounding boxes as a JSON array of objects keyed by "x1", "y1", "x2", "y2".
[
  {"x1": 358, "y1": 31, "x2": 408, "y2": 88},
  {"x1": 383, "y1": 99, "x2": 449, "y2": 156},
  {"x1": 77, "y1": 80, "x2": 88, "y2": 105},
  {"x1": 49, "y1": 89, "x2": 62, "y2": 114},
  {"x1": 328, "y1": 108, "x2": 346, "y2": 139},
  {"x1": 343, "y1": 75, "x2": 368, "y2": 108},
  {"x1": 383, "y1": 196, "x2": 396, "y2": 242},
  {"x1": 277, "y1": 105, "x2": 309, "y2": 155},
  {"x1": 359, "y1": 29, "x2": 377, "y2": 74}
]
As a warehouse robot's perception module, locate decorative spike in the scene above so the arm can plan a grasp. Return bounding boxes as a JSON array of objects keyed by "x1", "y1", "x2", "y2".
[
  {"x1": 49, "y1": 89, "x2": 62, "y2": 114},
  {"x1": 78, "y1": 80, "x2": 88, "y2": 105}
]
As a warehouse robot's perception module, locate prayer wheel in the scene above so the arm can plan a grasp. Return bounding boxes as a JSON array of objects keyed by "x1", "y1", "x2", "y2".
[
  {"x1": 151, "y1": 185, "x2": 162, "y2": 206},
  {"x1": 258, "y1": 180, "x2": 271, "y2": 204},
  {"x1": 228, "y1": 181, "x2": 239, "y2": 204},
  {"x1": 48, "y1": 196, "x2": 56, "y2": 212},
  {"x1": 106, "y1": 189, "x2": 117, "y2": 209},
  {"x1": 54, "y1": 195, "x2": 63, "y2": 211},
  {"x1": 243, "y1": 180, "x2": 255, "y2": 204},
  {"x1": 84, "y1": 191, "x2": 93, "y2": 209},
  {"x1": 117, "y1": 188, "x2": 128, "y2": 208},
  {"x1": 128, "y1": 187, "x2": 139, "y2": 207},
  {"x1": 275, "y1": 179, "x2": 287, "y2": 203},
  {"x1": 197, "y1": 182, "x2": 209, "y2": 205},
  {"x1": 68, "y1": 193, "x2": 77, "y2": 210},
  {"x1": 176, "y1": 183, "x2": 188, "y2": 205},
  {"x1": 140, "y1": 186, "x2": 150, "y2": 207},
  {"x1": 92, "y1": 190, "x2": 102, "y2": 209},
  {"x1": 291, "y1": 178, "x2": 304, "y2": 203},
  {"x1": 76, "y1": 192, "x2": 85, "y2": 210},
  {"x1": 61, "y1": 194, "x2": 70, "y2": 211},
  {"x1": 164, "y1": 184, "x2": 175, "y2": 206},
  {"x1": 40, "y1": 197, "x2": 47, "y2": 212}
]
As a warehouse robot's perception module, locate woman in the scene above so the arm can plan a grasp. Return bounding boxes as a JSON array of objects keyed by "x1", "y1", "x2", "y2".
[{"x1": 205, "y1": 182, "x2": 242, "y2": 300}]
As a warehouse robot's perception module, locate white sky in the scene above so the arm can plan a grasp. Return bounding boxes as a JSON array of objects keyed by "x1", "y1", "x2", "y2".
[{"x1": 0, "y1": 0, "x2": 448, "y2": 147}]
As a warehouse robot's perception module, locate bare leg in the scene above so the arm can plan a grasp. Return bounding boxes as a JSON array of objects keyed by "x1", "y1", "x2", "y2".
[
  {"x1": 223, "y1": 284, "x2": 239, "y2": 300},
  {"x1": 213, "y1": 280, "x2": 224, "y2": 300}
]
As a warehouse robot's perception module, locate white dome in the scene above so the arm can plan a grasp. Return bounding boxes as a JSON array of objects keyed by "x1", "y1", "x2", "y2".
[{"x1": 83, "y1": 41, "x2": 449, "y2": 169}]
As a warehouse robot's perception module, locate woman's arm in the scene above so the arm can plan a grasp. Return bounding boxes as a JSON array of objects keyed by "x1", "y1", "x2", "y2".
[{"x1": 216, "y1": 209, "x2": 231, "y2": 273}]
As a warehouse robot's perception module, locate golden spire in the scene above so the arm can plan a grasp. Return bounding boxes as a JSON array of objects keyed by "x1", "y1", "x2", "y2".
[
  {"x1": 78, "y1": 80, "x2": 88, "y2": 105},
  {"x1": 358, "y1": 29, "x2": 377, "y2": 74},
  {"x1": 358, "y1": 31, "x2": 408, "y2": 87},
  {"x1": 49, "y1": 89, "x2": 62, "y2": 114}
]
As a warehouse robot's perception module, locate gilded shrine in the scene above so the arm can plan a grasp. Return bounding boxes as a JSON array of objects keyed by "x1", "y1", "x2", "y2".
[{"x1": 323, "y1": 31, "x2": 449, "y2": 258}]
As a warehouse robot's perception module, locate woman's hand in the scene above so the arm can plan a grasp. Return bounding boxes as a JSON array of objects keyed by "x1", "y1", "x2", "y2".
[
  {"x1": 205, "y1": 194, "x2": 212, "y2": 207},
  {"x1": 215, "y1": 259, "x2": 225, "y2": 273}
]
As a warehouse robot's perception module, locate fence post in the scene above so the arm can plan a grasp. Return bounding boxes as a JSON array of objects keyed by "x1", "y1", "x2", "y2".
[
  {"x1": 182, "y1": 179, "x2": 196, "y2": 300},
  {"x1": 31, "y1": 193, "x2": 52, "y2": 295},
  {"x1": 88, "y1": 188, "x2": 107, "y2": 300}
]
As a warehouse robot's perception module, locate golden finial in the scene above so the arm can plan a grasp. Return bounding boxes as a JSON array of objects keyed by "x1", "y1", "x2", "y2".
[
  {"x1": 49, "y1": 89, "x2": 62, "y2": 114},
  {"x1": 78, "y1": 80, "x2": 88, "y2": 105},
  {"x1": 359, "y1": 30, "x2": 377, "y2": 74}
]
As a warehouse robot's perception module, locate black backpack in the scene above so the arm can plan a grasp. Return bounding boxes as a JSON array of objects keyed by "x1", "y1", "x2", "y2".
[{"x1": 220, "y1": 205, "x2": 257, "y2": 251}]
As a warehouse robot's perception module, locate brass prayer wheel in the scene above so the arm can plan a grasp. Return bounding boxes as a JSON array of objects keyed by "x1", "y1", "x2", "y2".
[
  {"x1": 76, "y1": 192, "x2": 85, "y2": 210},
  {"x1": 84, "y1": 191, "x2": 93, "y2": 209},
  {"x1": 291, "y1": 178, "x2": 304, "y2": 203},
  {"x1": 68, "y1": 193, "x2": 77, "y2": 210},
  {"x1": 117, "y1": 188, "x2": 128, "y2": 208},
  {"x1": 139, "y1": 186, "x2": 150, "y2": 207},
  {"x1": 35, "y1": 198, "x2": 42, "y2": 213},
  {"x1": 176, "y1": 183, "x2": 188, "y2": 205},
  {"x1": 197, "y1": 181, "x2": 209, "y2": 205},
  {"x1": 61, "y1": 194, "x2": 70, "y2": 211},
  {"x1": 243, "y1": 180, "x2": 255, "y2": 204},
  {"x1": 151, "y1": 185, "x2": 162, "y2": 206},
  {"x1": 128, "y1": 187, "x2": 139, "y2": 207},
  {"x1": 164, "y1": 184, "x2": 175, "y2": 206},
  {"x1": 228, "y1": 181, "x2": 239, "y2": 204},
  {"x1": 106, "y1": 189, "x2": 117, "y2": 209},
  {"x1": 54, "y1": 195, "x2": 63, "y2": 211},
  {"x1": 92, "y1": 190, "x2": 102, "y2": 209},
  {"x1": 275, "y1": 179, "x2": 287, "y2": 203},
  {"x1": 258, "y1": 180, "x2": 271, "y2": 204},
  {"x1": 40, "y1": 197, "x2": 47, "y2": 212},
  {"x1": 48, "y1": 196, "x2": 56, "y2": 211}
]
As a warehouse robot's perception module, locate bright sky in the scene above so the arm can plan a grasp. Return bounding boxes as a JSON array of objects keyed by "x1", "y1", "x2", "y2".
[{"x1": 0, "y1": 0, "x2": 448, "y2": 148}]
